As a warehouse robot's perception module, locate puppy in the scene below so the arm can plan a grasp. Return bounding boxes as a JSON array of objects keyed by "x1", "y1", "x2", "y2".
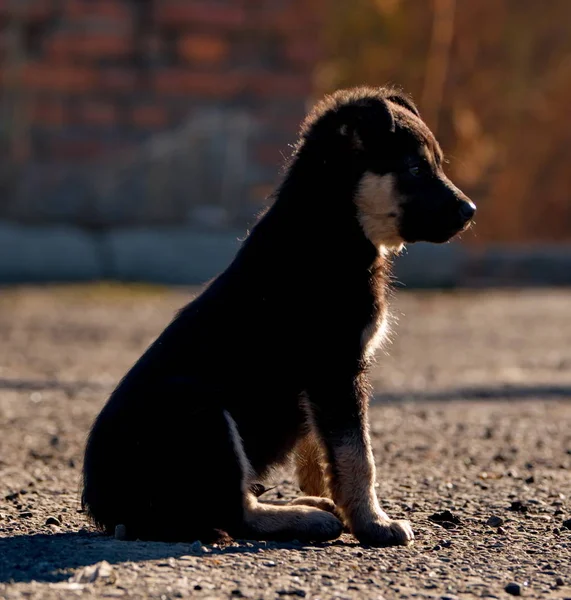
[{"x1": 82, "y1": 86, "x2": 475, "y2": 546}]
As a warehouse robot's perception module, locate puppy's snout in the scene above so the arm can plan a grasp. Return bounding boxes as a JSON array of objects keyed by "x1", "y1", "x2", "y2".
[{"x1": 459, "y1": 200, "x2": 476, "y2": 222}]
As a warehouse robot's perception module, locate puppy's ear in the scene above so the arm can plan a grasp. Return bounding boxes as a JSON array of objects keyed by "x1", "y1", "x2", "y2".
[
  {"x1": 386, "y1": 93, "x2": 420, "y2": 118},
  {"x1": 338, "y1": 98, "x2": 395, "y2": 149}
]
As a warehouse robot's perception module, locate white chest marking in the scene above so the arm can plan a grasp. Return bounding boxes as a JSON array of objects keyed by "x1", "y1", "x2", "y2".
[{"x1": 361, "y1": 316, "x2": 390, "y2": 360}]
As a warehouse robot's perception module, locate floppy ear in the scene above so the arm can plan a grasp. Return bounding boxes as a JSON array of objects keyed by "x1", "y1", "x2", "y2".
[
  {"x1": 338, "y1": 98, "x2": 395, "y2": 149},
  {"x1": 386, "y1": 93, "x2": 420, "y2": 117}
]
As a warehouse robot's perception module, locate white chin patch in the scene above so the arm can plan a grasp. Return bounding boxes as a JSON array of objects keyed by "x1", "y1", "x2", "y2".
[{"x1": 354, "y1": 172, "x2": 403, "y2": 249}]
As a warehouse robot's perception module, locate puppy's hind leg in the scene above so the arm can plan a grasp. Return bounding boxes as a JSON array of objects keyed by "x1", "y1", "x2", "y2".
[
  {"x1": 224, "y1": 412, "x2": 342, "y2": 543},
  {"x1": 295, "y1": 432, "x2": 328, "y2": 497},
  {"x1": 243, "y1": 494, "x2": 343, "y2": 542},
  {"x1": 291, "y1": 433, "x2": 344, "y2": 523}
]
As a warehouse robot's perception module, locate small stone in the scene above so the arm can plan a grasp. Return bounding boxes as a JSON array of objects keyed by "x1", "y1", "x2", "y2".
[
  {"x1": 505, "y1": 582, "x2": 522, "y2": 596},
  {"x1": 497, "y1": 526, "x2": 507, "y2": 535},
  {"x1": 525, "y1": 475, "x2": 535, "y2": 484},
  {"x1": 114, "y1": 524, "x2": 127, "y2": 540},
  {"x1": 71, "y1": 560, "x2": 116, "y2": 584},
  {"x1": 45, "y1": 516, "x2": 61, "y2": 526},
  {"x1": 562, "y1": 518, "x2": 571, "y2": 530},
  {"x1": 189, "y1": 540, "x2": 204, "y2": 553},
  {"x1": 432, "y1": 544, "x2": 442, "y2": 551},
  {"x1": 428, "y1": 510, "x2": 462, "y2": 527},
  {"x1": 555, "y1": 577, "x2": 564, "y2": 586},
  {"x1": 508, "y1": 501, "x2": 528, "y2": 513},
  {"x1": 486, "y1": 516, "x2": 504, "y2": 527},
  {"x1": 263, "y1": 560, "x2": 277, "y2": 567},
  {"x1": 19, "y1": 511, "x2": 33, "y2": 518}
]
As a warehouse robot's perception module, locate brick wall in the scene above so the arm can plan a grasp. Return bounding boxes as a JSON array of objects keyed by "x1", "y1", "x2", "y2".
[{"x1": 0, "y1": 0, "x2": 324, "y2": 228}]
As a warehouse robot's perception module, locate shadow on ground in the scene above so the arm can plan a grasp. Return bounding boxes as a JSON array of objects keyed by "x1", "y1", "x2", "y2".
[
  {"x1": 374, "y1": 384, "x2": 571, "y2": 403},
  {"x1": 2, "y1": 377, "x2": 571, "y2": 403},
  {"x1": 0, "y1": 532, "x2": 353, "y2": 584},
  {"x1": 0, "y1": 378, "x2": 108, "y2": 394}
]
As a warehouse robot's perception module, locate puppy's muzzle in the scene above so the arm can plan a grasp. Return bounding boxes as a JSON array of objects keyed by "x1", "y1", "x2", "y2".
[{"x1": 459, "y1": 200, "x2": 476, "y2": 224}]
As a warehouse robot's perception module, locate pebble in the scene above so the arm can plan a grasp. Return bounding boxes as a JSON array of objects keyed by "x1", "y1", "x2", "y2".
[
  {"x1": 486, "y1": 516, "x2": 504, "y2": 527},
  {"x1": 428, "y1": 510, "x2": 462, "y2": 527},
  {"x1": 189, "y1": 540, "x2": 204, "y2": 553},
  {"x1": 276, "y1": 589, "x2": 306, "y2": 597},
  {"x1": 556, "y1": 577, "x2": 564, "y2": 586},
  {"x1": 71, "y1": 560, "x2": 116, "y2": 584},
  {"x1": 562, "y1": 519, "x2": 571, "y2": 530},
  {"x1": 114, "y1": 524, "x2": 127, "y2": 540},
  {"x1": 505, "y1": 582, "x2": 522, "y2": 596},
  {"x1": 508, "y1": 501, "x2": 528, "y2": 513},
  {"x1": 45, "y1": 516, "x2": 61, "y2": 526}
]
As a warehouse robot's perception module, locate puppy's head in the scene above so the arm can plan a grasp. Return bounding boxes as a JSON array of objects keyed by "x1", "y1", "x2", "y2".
[{"x1": 305, "y1": 87, "x2": 476, "y2": 249}]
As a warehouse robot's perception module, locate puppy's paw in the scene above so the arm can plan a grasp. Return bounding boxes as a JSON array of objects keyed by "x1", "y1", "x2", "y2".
[
  {"x1": 306, "y1": 509, "x2": 344, "y2": 542},
  {"x1": 354, "y1": 519, "x2": 414, "y2": 547},
  {"x1": 290, "y1": 496, "x2": 337, "y2": 513},
  {"x1": 290, "y1": 496, "x2": 348, "y2": 529}
]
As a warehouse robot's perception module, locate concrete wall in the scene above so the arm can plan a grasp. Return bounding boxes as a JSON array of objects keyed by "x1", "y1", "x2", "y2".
[{"x1": 3, "y1": 222, "x2": 571, "y2": 287}]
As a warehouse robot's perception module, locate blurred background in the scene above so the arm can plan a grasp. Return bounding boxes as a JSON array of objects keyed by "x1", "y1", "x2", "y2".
[{"x1": 1, "y1": 0, "x2": 571, "y2": 286}]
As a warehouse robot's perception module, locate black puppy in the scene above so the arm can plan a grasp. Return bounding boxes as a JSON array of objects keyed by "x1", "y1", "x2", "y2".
[{"x1": 82, "y1": 86, "x2": 475, "y2": 546}]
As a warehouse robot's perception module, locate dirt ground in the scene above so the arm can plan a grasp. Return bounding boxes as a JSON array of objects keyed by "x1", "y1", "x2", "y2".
[{"x1": 0, "y1": 285, "x2": 570, "y2": 600}]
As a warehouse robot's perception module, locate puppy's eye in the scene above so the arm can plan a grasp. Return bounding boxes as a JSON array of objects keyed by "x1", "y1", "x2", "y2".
[{"x1": 409, "y1": 165, "x2": 421, "y2": 176}]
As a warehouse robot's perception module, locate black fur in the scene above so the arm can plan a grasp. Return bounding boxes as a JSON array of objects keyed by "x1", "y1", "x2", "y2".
[{"x1": 82, "y1": 86, "x2": 475, "y2": 543}]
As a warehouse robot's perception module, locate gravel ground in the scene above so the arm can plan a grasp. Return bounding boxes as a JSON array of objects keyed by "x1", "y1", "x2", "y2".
[{"x1": 0, "y1": 285, "x2": 570, "y2": 600}]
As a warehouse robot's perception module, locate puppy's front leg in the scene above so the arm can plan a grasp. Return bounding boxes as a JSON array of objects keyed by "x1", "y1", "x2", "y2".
[{"x1": 307, "y1": 375, "x2": 413, "y2": 547}]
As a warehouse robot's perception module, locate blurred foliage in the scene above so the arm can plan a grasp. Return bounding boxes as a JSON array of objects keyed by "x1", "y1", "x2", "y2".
[{"x1": 317, "y1": 0, "x2": 571, "y2": 243}]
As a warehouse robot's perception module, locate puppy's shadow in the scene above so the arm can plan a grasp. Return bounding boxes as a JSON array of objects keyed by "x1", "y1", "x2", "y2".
[{"x1": 0, "y1": 531, "x2": 345, "y2": 584}]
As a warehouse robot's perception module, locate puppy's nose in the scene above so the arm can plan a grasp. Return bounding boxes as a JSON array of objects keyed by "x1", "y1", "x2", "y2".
[{"x1": 459, "y1": 201, "x2": 476, "y2": 221}]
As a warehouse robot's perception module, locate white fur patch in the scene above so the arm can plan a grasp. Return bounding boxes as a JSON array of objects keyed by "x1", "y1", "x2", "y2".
[
  {"x1": 361, "y1": 316, "x2": 390, "y2": 360},
  {"x1": 224, "y1": 410, "x2": 255, "y2": 489},
  {"x1": 355, "y1": 172, "x2": 404, "y2": 250}
]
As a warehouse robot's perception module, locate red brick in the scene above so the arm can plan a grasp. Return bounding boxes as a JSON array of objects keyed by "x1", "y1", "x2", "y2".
[
  {"x1": 64, "y1": 0, "x2": 132, "y2": 23},
  {"x1": 46, "y1": 32, "x2": 133, "y2": 61},
  {"x1": 77, "y1": 101, "x2": 117, "y2": 127},
  {"x1": 248, "y1": 73, "x2": 312, "y2": 98},
  {"x1": 255, "y1": 8, "x2": 310, "y2": 33},
  {"x1": 0, "y1": 0, "x2": 53, "y2": 22},
  {"x1": 283, "y1": 39, "x2": 320, "y2": 65},
  {"x1": 49, "y1": 139, "x2": 107, "y2": 161},
  {"x1": 155, "y1": 1, "x2": 246, "y2": 29},
  {"x1": 15, "y1": 63, "x2": 98, "y2": 93},
  {"x1": 131, "y1": 105, "x2": 169, "y2": 129},
  {"x1": 30, "y1": 99, "x2": 66, "y2": 127},
  {"x1": 99, "y1": 68, "x2": 139, "y2": 93},
  {"x1": 154, "y1": 70, "x2": 247, "y2": 98},
  {"x1": 178, "y1": 34, "x2": 229, "y2": 65}
]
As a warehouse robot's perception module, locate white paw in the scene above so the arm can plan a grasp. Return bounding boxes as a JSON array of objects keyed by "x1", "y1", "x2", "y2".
[{"x1": 353, "y1": 519, "x2": 414, "y2": 547}]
